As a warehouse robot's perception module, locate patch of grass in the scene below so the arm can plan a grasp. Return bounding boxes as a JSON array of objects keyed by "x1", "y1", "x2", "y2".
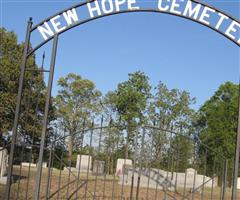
[{"x1": 0, "y1": 166, "x2": 239, "y2": 199}]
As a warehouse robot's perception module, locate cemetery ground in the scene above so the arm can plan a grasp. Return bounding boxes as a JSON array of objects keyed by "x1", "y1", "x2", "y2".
[{"x1": 0, "y1": 165, "x2": 238, "y2": 199}]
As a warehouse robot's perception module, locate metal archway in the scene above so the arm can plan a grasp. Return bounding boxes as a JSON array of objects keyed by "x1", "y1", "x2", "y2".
[
  {"x1": 27, "y1": 0, "x2": 240, "y2": 58},
  {"x1": 5, "y1": 0, "x2": 240, "y2": 199}
]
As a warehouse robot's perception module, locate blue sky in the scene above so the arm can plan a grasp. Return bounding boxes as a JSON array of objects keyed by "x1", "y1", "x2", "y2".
[{"x1": 1, "y1": 0, "x2": 240, "y2": 109}]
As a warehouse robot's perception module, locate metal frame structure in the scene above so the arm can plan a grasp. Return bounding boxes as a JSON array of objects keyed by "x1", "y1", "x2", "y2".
[
  {"x1": 4, "y1": 0, "x2": 240, "y2": 199},
  {"x1": 3, "y1": 122, "x2": 232, "y2": 199}
]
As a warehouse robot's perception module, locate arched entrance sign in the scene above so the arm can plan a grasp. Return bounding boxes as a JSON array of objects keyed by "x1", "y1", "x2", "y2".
[
  {"x1": 29, "y1": 0, "x2": 240, "y2": 57},
  {"x1": 5, "y1": 0, "x2": 240, "y2": 200}
]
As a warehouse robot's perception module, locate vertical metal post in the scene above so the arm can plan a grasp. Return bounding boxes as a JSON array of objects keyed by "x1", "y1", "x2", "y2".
[
  {"x1": 45, "y1": 143, "x2": 53, "y2": 199},
  {"x1": 130, "y1": 129, "x2": 138, "y2": 200},
  {"x1": 222, "y1": 160, "x2": 228, "y2": 200},
  {"x1": 84, "y1": 122, "x2": 94, "y2": 200},
  {"x1": 93, "y1": 116, "x2": 104, "y2": 198},
  {"x1": 210, "y1": 158, "x2": 216, "y2": 200},
  {"x1": 192, "y1": 143, "x2": 197, "y2": 200},
  {"x1": 75, "y1": 120, "x2": 86, "y2": 199},
  {"x1": 136, "y1": 127, "x2": 146, "y2": 200},
  {"x1": 34, "y1": 34, "x2": 58, "y2": 200},
  {"x1": 201, "y1": 150, "x2": 207, "y2": 200},
  {"x1": 232, "y1": 84, "x2": 240, "y2": 200},
  {"x1": 146, "y1": 130, "x2": 154, "y2": 200},
  {"x1": 5, "y1": 18, "x2": 32, "y2": 200}
]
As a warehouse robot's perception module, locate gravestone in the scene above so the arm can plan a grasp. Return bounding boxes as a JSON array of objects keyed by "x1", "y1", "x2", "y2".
[
  {"x1": 92, "y1": 160, "x2": 105, "y2": 175},
  {"x1": 21, "y1": 162, "x2": 37, "y2": 167},
  {"x1": 237, "y1": 177, "x2": 240, "y2": 189},
  {"x1": 186, "y1": 168, "x2": 197, "y2": 179},
  {"x1": 116, "y1": 159, "x2": 132, "y2": 176},
  {"x1": 0, "y1": 148, "x2": 8, "y2": 185},
  {"x1": 42, "y1": 162, "x2": 47, "y2": 168},
  {"x1": 185, "y1": 168, "x2": 197, "y2": 188},
  {"x1": 76, "y1": 155, "x2": 92, "y2": 172}
]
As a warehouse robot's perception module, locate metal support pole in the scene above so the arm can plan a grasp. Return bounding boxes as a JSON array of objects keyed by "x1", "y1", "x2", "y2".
[
  {"x1": 34, "y1": 35, "x2": 58, "y2": 200},
  {"x1": 232, "y1": 84, "x2": 240, "y2": 200},
  {"x1": 5, "y1": 18, "x2": 32, "y2": 200},
  {"x1": 222, "y1": 160, "x2": 228, "y2": 200},
  {"x1": 45, "y1": 143, "x2": 53, "y2": 199},
  {"x1": 136, "y1": 128, "x2": 146, "y2": 200}
]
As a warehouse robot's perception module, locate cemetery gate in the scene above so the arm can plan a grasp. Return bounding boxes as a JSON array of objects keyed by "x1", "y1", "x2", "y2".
[{"x1": 1, "y1": 0, "x2": 240, "y2": 199}]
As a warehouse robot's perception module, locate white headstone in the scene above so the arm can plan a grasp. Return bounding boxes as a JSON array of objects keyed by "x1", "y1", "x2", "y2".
[
  {"x1": 42, "y1": 162, "x2": 47, "y2": 168},
  {"x1": 21, "y1": 162, "x2": 37, "y2": 167},
  {"x1": 185, "y1": 168, "x2": 197, "y2": 188},
  {"x1": 0, "y1": 148, "x2": 8, "y2": 185},
  {"x1": 237, "y1": 177, "x2": 240, "y2": 189},
  {"x1": 76, "y1": 155, "x2": 92, "y2": 172},
  {"x1": 116, "y1": 159, "x2": 132, "y2": 176},
  {"x1": 0, "y1": 148, "x2": 8, "y2": 177},
  {"x1": 186, "y1": 168, "x2": 197, "y2": 175}
]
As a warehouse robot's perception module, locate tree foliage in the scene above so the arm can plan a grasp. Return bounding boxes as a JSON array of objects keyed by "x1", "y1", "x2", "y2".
[
  {"x1": 148, "y1": 82, "x2": 196, "y2": 168},
  {"x1": 195, "y1": 82, "x2": 238, "y2": 179},
  {"x1": 104, "y1": 71, "x2": 151, "y2": 157},
  {"x1": 55, "y1": 73, "x2": 101, "y2": 161},
  {"x1": 0, "y1": 28, "x2": 51, "y2": 147}
]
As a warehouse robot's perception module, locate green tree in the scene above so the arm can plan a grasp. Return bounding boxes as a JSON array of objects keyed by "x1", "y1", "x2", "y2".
[
  {"x1": 148, "y1": 82, "x2": 195, "y2": 168},
  {"x1": 55, "y1": 73, "x2": 101, "y2": 162},
  {"x1": 104, "y1": 71, "x2": 151, "y2": 158},
  {"x1": 149, "y1": 82, "x2": 196, "y2": 131},
  {"x1": 168, "y1": 134, "x2": 194, "y2": 172},
  {"x1": 0, "y1": 28, "x2": 50, "y2": 149},
  {"x1": 196, "y1": 81, "x2": 238, "y2": 181}
]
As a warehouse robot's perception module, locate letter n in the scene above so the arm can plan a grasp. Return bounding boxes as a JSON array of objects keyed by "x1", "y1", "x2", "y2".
[{"x1": 38, "y1": 22, "x2": 54, "y2": 40}]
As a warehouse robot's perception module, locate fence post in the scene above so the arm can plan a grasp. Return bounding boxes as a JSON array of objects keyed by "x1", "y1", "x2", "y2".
[
  {"x1": 221, "y1": 159, "x2": 228, "y2": 200},
  {"x1": 45, "y1": 143, "x2": 54, "y2": 199},
  {"x1": 232, "y1": 85, "x2": 240, "y2": 200},
  {"x1": 5, "y1": 18, "x2": 32, "y2": 200},
  {"x1": 34, "y1": 34, "x2": 58, "y2": 200}
]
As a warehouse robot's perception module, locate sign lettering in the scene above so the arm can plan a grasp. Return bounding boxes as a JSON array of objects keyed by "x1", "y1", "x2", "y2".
[{"x1": 36, "y1": 0, "x2": 240, "y2": 45}]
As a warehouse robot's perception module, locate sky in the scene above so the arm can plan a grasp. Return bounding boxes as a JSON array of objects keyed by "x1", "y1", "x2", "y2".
[{"x1": 1, "y1": 0, "x2": 240, "y2": 110}]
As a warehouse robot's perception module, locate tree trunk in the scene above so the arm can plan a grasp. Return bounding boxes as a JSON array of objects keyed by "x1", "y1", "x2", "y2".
[
  {"x1": 68, "y1": 134, "x2": 73, "y2": 165},
  {"x1": 125, "y1": 119, "x2": 134, "y2": 159},
  {"x1": 125, "y1": 126, "x2": 130, "y2": 159}
]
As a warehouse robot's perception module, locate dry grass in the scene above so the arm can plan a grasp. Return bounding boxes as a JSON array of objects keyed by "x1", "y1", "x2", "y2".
[{"x1": 0, "y1": 166, "x2": 239, "y2": 199}]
